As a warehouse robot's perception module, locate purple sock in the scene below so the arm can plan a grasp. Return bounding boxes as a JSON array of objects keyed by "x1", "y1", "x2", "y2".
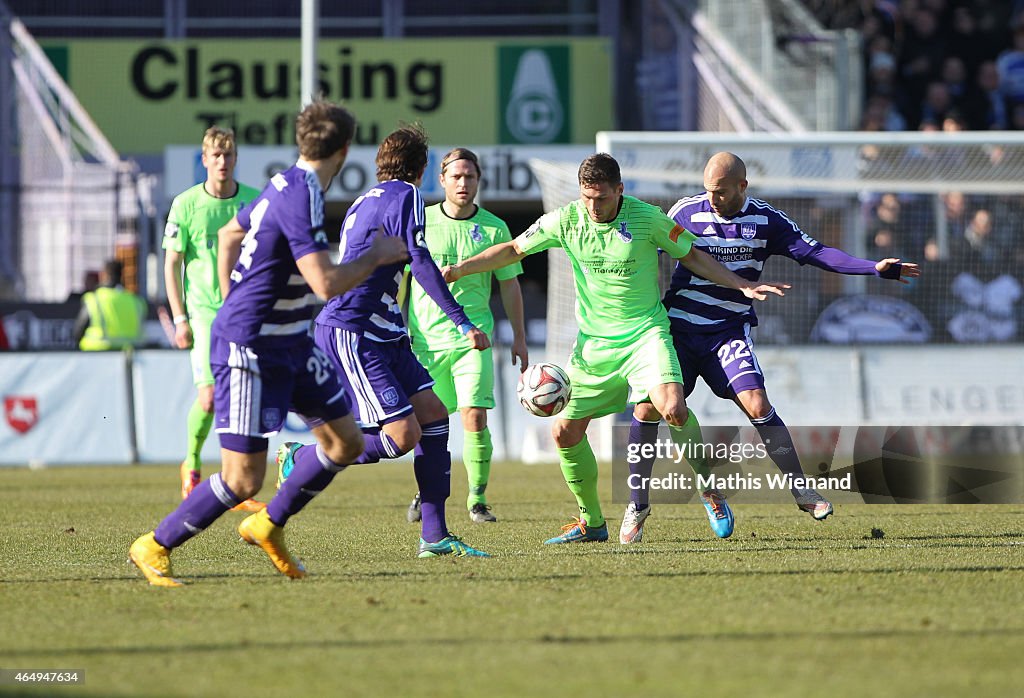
[
  {"x1": 629, "y1": 416, "x2": 660, "y2": 509},
  {"x1": 354, "y1": 427, "x2": 402, "y2": 464},
  {"x1": 414, "y1": 418, "x2": 451, "y2": 543},
  {"x1": 153, "y1": 473, "x2": 239, "y2": 549},
  {"x1": 267, "y1": 444, "x2": 346, "y2": 526},
  {"x1": 751, "y1": 408, "x2": 805, "y2": 493}
]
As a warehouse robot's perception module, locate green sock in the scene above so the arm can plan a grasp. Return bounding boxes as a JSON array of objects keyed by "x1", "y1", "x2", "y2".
[
  {"x1": 556, "y1": 436, "x2": 604, "y2": 527},
  {"x1": 184, "y1": 398, "x2": 213, "y2": 473},
  {"x1": 668, "y1": 408, "x2": 711, "y2": 480},
  {"x1": 463, "y1": 427, "x2": 493, "y2": 509}
]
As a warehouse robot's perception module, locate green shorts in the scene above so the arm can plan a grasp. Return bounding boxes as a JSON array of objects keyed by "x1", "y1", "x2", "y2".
[
  {"x1": 413, "y1": 345, "x2": 495, "y2": 414},
  {"x1": 562, "y1": 324, "x2": 682, "y2": 420},
  {"x1": 189, "y1": 313, "x2": 215, "y2": 387}
]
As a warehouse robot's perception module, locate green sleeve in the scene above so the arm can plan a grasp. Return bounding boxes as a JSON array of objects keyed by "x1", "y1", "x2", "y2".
[
  {"x1": 513, "y1": 210, "x2": 563, "y2": 256},
  {"x1": 652, "y1": 212, "x2": 696, "y2": 259},
  {"x1": 162, "y1": 195, "x2": 188, "y2": 253}
]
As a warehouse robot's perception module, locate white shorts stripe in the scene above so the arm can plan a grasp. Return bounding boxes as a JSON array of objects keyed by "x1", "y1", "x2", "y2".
[
  {"x1": 727, "y1": 370, "x2": 760, "y2": 386},
  {"x1": 335, "y1": 329, "x2": 386, "y2": 424},
  {"x1": 227, "y1": 341, "x2": 264, "y2": 437}
]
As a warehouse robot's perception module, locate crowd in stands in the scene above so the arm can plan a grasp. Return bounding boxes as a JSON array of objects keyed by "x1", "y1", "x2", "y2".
[{"x1": 804, "y1": 1, "x2": 1024, "y2": 341}]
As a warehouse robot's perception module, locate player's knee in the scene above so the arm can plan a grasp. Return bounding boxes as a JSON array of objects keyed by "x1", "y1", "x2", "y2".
[
  {"x1": 225, "y1": 472, "x2": 262, "y2": 500},
  {"x1": 551, "y1": 420, "x2": 585, "y2": 449},
  {"x1": 634, "y1": 402, "x2": 662, "y2": 422},
  {"x1": 740, "y1": 392, "x2": 772, "y2": 420},
  {"x1": 325, "y1": 433, "x2": 365, "y2": 465},
  {"x1": 661, "y1": 400, "x2": 689, "y2": 427},
  {"x1": 387, "y1": 418, "x2": 421, "y2": 454},
  {"x1": 462, "y1": 407, "x2": 487, "y2": 432}
]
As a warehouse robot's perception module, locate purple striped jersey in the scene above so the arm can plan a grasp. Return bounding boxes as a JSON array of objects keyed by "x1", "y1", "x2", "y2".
[
  {"x1": 664, "y1": 193, "x2": 821, "y2": 333},
  {"x1": 212, "y1": 161, "x2": 328, "y2": 347},
  {"x1": 317, "y1": 179, "x2": 470, "y2": 342}
]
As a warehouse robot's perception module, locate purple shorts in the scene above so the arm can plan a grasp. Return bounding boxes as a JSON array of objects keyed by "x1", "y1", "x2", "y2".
[
  {"x1": 211, "y1": 334, "x2": 351, "y2": 453},
  {"x1": 671, "y1": 322, "x2": 766, "y2": 399},
  {"x1": 314, "y1": 324, "x2": 434, "y2": 427}
]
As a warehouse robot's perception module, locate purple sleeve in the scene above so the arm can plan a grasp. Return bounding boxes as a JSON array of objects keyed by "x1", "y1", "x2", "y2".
[
  {"x1": 805, "y1": 246, "x2": 899, "y2": 278},
  {"x1": 768, "y1": 207, "x2": 899, "y2": 279},
  {"x1": 283, "y1": 175, "x2": 328, "y2": 261},
  {"x1": 237, "y1": 200, "x2": 253, "y2": 230},
  {"x1": 398, "y1": 186, "x2": 473, "y2": 329}
]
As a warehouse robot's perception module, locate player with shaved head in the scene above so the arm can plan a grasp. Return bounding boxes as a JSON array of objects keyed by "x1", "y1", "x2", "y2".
[{"x1": 619, "y1": 152, "x2": 920, "y2": 543}]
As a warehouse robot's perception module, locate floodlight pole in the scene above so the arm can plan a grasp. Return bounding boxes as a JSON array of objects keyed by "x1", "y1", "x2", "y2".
[{"x1": 301, "y1": 0, "x2": 319, "y2": 106}]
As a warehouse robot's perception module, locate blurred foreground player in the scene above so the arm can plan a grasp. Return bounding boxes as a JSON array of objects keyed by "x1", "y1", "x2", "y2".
[{"x1": 129, "y1": 101, "x2": 408, "y2": 586}]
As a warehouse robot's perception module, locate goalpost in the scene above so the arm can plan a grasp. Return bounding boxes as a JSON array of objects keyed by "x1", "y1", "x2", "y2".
[{"x1": 528, "y1": 131, "x2": 1024, "y2": 459}]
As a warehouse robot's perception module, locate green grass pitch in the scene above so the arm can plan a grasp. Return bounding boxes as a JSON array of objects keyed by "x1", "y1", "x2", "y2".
[{"x1": 1, "y1": 461, "x2": 1023, "y2": 697}]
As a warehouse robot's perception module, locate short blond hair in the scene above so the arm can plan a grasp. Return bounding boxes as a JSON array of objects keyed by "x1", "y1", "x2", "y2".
[{"x1": 202, "y1": 126, "x2": 236, "y2": 155}]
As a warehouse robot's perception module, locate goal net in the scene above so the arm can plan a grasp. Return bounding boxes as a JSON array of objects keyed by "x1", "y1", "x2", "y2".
[{"x1": 7, "y1": 18, "x2": 146, "y2": 301}]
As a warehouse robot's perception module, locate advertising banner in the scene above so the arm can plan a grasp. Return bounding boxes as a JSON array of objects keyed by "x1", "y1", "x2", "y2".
[
  {"x1": 0, "y1": 353, "x2": 134, "y2": 465},
  {"x1": 41, "y1": 38, "x2": 613, "y2": 155},
  {"x1": 164, "y1": 144, "x2": 590, "y2": 203}
]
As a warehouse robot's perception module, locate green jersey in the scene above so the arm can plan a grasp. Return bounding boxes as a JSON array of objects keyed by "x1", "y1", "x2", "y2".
[
  {"x1": 408, "y1": 203, "x2": 522, "y2": 351},
  {"x1": 515, "y1": 195, "x2": 695, "y2": 342},
  {"x1": 163, "y1": 181, "x2": 261, "y2": 316}
]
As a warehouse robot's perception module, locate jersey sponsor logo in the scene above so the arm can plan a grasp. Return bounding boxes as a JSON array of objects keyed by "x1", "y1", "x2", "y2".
[
  {"x1": 668, "y1": 224, "x2": 686, "y2": 243},
  {"x1": 800, "y1": 232, "x2": 819, "y2": 247},
  {"x1": 740, "y1": 223, "x2": 757, "y2": 240},
  {"x1": 314, "y1": 230, "x2": 328, "y2": 245},
  {"x1": 523, "y1": 220, "x2": 541, "y2": 239},
  {"x1": 469, "y1": 223, "x2": 483, "y2": 243},
  {"x1": 164, "y1": 222, "x2": 179, "y2": 239},
  {"x1": 702, "y1": 225, "x2": 715, "y2": 237},
  {"x1": 616, "y1": 221, "x2": 633, "y2": 243},
  {"x1": 4, "y1": 395, "x2": 38, "y2": 434},
  {"x1": 705, "y1": 245, "x2": 754, "y2": 263},
  {"x1": 381, "y1": 387, "x2": 400, "y2": 407},
  {"x1": 582, "y1": 259, "x2": 635, "y2": 276},
  {"x1": 414, "y1": 229, "x2": 427, "y2": 248}
]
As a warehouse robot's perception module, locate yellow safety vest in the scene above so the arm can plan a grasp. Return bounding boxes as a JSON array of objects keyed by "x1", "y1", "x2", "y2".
[{"x1": 79, "y1": 287, "x2": 145, "y2": 351}]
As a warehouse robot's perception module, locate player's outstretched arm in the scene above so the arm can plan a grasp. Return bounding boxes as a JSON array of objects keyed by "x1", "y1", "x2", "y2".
[
  {"x1": 876, "y1": 258, "x2": 921, "y2": 284},
  {"x1": 298, "y1": 236, "x2": 409, "y2": 300},
  {"x1": 678, "y1": 248, "x2": 790, "y2": 301},
  {"x1": 803, "y1": 243, "x2": 920, "y2": 285},
  {"x1": 217, "y1": 216, "x2": 247, "y2": 299},
  {"x1": 443, "y1": 241, "x2": 526, "y2": 282},
  {"x1": 498, "y1": 277, "x2": 529, "y2": 370}
]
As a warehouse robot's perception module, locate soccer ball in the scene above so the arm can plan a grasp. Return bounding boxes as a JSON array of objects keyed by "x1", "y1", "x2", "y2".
[{"x1": 516, "y1": 362, "x2": 571, "y2": 417}]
